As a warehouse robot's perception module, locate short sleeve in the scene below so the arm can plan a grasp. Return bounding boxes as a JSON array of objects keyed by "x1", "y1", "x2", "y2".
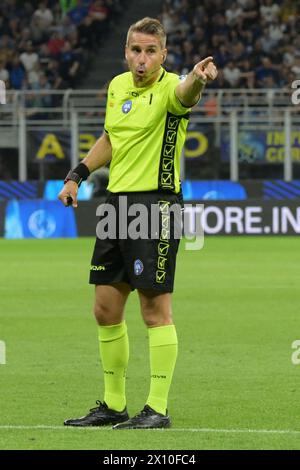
[
  {"x1": 167, "y1": 74, "x2": 191, "y2": 115},
  {"x1": 104, "y1": 81, "x2": 113, "y2": 134}
]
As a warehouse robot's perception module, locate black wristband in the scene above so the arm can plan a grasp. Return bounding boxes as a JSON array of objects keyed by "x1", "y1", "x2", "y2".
[{"x1": 64, "y1": 163, "x2": 90, "y2": 187}]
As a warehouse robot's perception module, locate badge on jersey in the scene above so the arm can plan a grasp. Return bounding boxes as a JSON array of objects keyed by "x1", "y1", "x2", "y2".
[
  {"x1": 122, "y1": 100, "x2": 132, "y2": 114},
  {"x1": 134, "y1": 259, "x2": 144, "y2": 276}
]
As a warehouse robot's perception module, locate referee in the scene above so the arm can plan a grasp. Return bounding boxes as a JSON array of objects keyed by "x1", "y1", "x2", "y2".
[{"x1": 59, "y1": 17, "x2": 217, "y2": 429}]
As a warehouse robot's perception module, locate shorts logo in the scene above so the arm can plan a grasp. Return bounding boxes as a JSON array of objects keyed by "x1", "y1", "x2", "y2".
[
  {"x1": 90, "y1": 265, "x2": 106, "y2": 271},
  {"x1": 122, "y1": 100, "x2": 132, "y2": 114},
  {"x1": 134, "y1": 259, "x2": 144, "y2": 276}
]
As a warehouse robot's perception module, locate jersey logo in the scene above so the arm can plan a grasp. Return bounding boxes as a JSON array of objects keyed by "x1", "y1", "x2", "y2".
[
  {"x1": 134, "y1": 259, "x2": 144, "y2": 276},
  {"x1": 122, "y1": 100, "x2": 132, "y2": 114}
]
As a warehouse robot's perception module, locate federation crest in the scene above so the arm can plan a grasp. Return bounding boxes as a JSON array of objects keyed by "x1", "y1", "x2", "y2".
[
  {"x1": 122, "y1": 100, "x2": 132, "y2": 114},
  {"x1": 134, "y1": 259, "x2": 144, "y2": 276}
]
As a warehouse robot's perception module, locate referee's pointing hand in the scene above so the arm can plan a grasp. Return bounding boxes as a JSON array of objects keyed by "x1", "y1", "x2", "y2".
[{"x1": 193, "y1": 56, "x2": 218, "y2": 84}]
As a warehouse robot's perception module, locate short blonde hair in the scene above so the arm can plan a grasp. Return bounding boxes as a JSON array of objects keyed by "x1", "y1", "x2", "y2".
[{"x1": 126, "y1": 17, "x2": 166, "y2": 49}]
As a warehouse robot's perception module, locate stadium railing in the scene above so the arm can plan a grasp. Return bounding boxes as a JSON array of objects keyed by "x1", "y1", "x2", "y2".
[{"x1": 0, "y1": 88, "x2": 299, "y2": 181}]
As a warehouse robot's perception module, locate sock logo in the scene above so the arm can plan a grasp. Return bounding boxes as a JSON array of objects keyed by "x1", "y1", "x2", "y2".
[
  {"x1": 104, "y1": 370, "x2": 114, "y2": 375},
  {"x1": 151, "y1": 374, "x2": 166, "y2": 379}
]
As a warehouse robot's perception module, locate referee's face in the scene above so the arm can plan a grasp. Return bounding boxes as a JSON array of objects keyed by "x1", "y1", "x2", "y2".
[{"x1": 125, "y1": 32, "x2": 167, "y2": 87}]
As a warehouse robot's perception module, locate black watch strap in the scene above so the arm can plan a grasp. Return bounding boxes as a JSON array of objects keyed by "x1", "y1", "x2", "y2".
[
  {"x1": 64, "y1": 163, "x2": 90, "y2": 187},
  {"x1": 64, "y1": 170, "x2": 83, "y2": 187}
]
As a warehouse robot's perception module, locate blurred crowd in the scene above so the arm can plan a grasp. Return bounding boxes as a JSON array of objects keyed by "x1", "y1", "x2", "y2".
[
  {"x1": 159, "y1": 0, "x2": 300, "y2": 89},
  {"x1": 0, "y1": 0, "x2": 125, "y2": 93}
]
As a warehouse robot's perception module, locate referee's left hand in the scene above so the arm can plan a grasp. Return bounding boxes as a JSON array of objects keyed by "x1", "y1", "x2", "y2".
[{"x1": 193, "y1": 57, "x2": 218, "y2": 84}]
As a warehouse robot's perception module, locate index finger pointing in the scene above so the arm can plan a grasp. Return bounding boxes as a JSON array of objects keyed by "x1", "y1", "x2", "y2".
[{"x1": 199, "y1": 56, "x2": 214, "y2": 69}]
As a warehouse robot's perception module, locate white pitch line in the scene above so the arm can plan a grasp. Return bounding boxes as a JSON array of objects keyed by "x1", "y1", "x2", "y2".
[{"x1": 0, "y1": 425, "x2": 300, "y2": 435}]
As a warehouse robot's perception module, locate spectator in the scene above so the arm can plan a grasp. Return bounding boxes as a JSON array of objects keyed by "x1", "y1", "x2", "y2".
[
  {"x1": 78, "y1": 15, "x2": 94, "y2": 50},
  {"x1": 260, "y1": 27, "x2": 277, "y2": 53},
  {"x1": 59, "y1": 40, "x2": 80, "y2": 87},
  {"x1": 239, "y1": 58, "x2": 255, "y2": 88},
  {"x1": 263, "y1": 75, "x2": 279, "y2": 89},
  {"x1": 68, "y1": 0, "x2": 89, "y2": 25},
  {"x1": 241, "y1": 0, "x2": 259, "y2": 30},
  {"x1": 18, "y1": 28, "x2": 32, "y2": 51},
  {"x1": 260, "y1": 0, "x2": 281, "y2": 24},
  {"x1": 33, "y1": 1, "x2": 54, "y2": 30},
  {"x1": 45, "y1": 59, "x2": 65, "y2": 90},
  {"x1": 269, "y1": 18, "x2": 286, "y2": 43},
  {"x1": 47, "y1": 32, "x2": 65, "y2": 57},
  {"x1": 225, "y1": 1, "x2": 243, "y2": 27},
  {"x1": 9, "y1": 56, "x2": 25, "y2": 89},
  {"x1": 30, "y1": 13, "x2": 46, "y2": 45},
  {"x1": 0, "y1": 34, "x2": 14, "y2": 63},
  {"x1": 255, "y1": 56, "x2": 279, "y2": 88},
  {"x1": 27, "y1": 62, "x2": 40, "y2": 87},
  {"x1": 223, "y1": 60, "x2": 241, "y2": 87},
  {"x1": 88, "y1": 0, "x2": 109, "y2": 42},
  {"x1": 214, "y1": 44, "x2": 231, "y2": 68},
  {"x1": 20, "y1": 41, "x2": 39, "y2": 73}
]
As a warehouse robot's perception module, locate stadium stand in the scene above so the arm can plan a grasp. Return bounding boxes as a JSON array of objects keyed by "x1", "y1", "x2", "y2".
[
  {"x1": 0, "y1": 0, "x2": 126, "y2": 91},
  {"x1": 159, "y1": 0, "x2": 300, "y2": 89}
]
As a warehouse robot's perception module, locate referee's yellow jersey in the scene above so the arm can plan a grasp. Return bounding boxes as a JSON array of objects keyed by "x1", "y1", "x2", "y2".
[{"x1": 104, "y1": 68, "x2": 191, "y2": 194}]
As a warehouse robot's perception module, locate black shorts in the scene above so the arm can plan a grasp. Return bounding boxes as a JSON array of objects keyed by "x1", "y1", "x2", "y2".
[{"x1": 89, "y1": 191, "x2": 182, "y2": 293}]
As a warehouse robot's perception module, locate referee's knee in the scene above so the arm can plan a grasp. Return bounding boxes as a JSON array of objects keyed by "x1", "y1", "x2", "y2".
[
  {"x1": 141, "y1": 309, "x2": 173, "y2": 328},
  {"x1": 94, "y1": 300, "x2": 123, "y2": 326}
]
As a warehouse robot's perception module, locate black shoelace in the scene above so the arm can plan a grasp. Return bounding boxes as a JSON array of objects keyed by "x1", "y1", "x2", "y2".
[
  {"x1": 89, "y1": 400, "x2": 106, "y2": 414},
  {"x1": 132, "y1": 405, "x2": 152, "y2": 420}
]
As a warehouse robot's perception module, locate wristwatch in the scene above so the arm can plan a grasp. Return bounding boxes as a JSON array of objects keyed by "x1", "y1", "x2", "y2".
[{"x1": 64, "y1": 170, "x2": 83, "y2": 187}]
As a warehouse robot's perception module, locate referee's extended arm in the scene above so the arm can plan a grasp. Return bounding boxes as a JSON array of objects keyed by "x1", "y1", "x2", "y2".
[
  {"x1": 58, "y1": 132, "x2": 112, "y2": 208},
  {"x1": 176, "y1": 56, "x2": 218, "y2": 107}
]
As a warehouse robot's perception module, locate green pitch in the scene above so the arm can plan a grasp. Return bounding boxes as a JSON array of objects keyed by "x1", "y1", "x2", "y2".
[{"x1": 1, "y1": 237, "x2": 300, "y2": 450}]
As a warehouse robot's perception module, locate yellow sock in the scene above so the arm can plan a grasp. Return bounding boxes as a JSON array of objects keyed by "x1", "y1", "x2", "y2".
[
  {"x1": 146, "y1": 324, "x2": 178, "y2": 415},
  {"x1": 98, "y1": 322, "x2": 129, "y2": 412}
]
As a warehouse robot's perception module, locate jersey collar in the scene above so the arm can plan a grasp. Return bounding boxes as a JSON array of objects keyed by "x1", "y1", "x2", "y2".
[{"x1": 130, "y1": 67, "x2": 166, "y2": 91}]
